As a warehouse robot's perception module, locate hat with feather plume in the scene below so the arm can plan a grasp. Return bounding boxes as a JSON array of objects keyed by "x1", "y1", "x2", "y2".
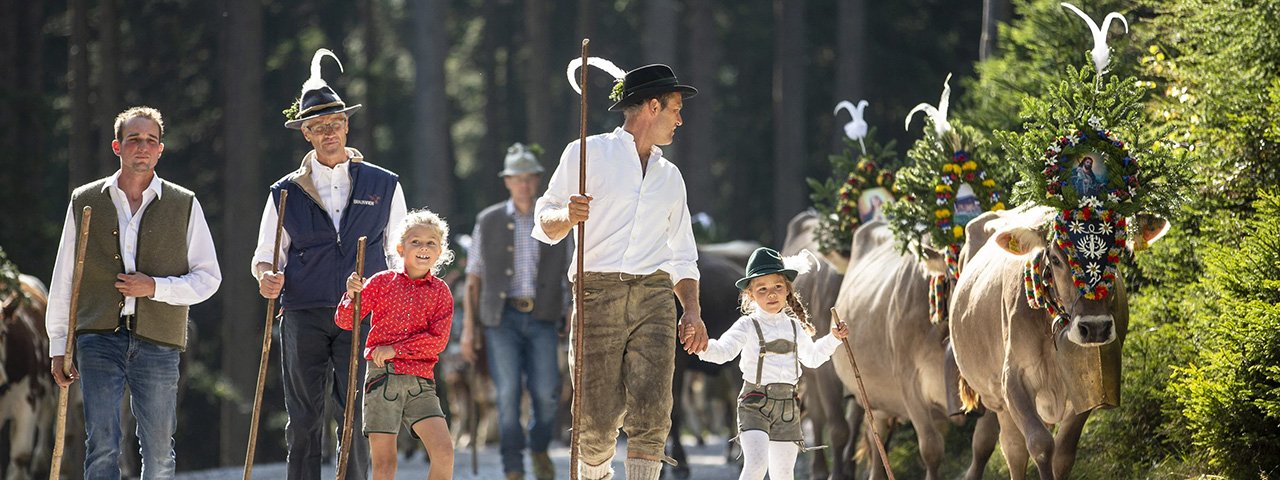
[{"x1": 283, "y1": 48, "x2": 363, "y2": 129}]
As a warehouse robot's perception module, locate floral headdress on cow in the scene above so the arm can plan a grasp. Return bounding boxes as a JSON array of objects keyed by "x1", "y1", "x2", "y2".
[
  {"x1": 997, "y1": 3, "x2": 1182, "y2": 334},
  {"x1": 808, "y1": 100, "x2": 901, "y2": 256},
  {"x1": 884, "y1": 75, "x2": 1010, "y2": 323}
]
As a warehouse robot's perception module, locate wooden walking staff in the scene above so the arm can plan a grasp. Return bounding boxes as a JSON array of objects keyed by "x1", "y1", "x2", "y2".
[
  {"x1": 336, "y1": 236, "x2": 367, "y2": 480},
  {"x1": 243, "y1": 190, "x2": 287, "y2": 480},
  {"x1": 830, "y1": 307, "x2": 895, "y2": 480},
  {"x1": 569, "y1": 37, "x2": 589, "y2": 480},
  {"x1": 50, "y1": 206, "x2": 92, "y2": 480}
]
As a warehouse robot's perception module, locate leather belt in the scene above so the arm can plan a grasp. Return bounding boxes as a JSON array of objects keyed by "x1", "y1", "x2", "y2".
[
  {"x1": 508, "y1": 297, "x2": 535, "y2": 313},
  {"x1": 119, "y1": 314, "x2": 138, "y2": 331}
]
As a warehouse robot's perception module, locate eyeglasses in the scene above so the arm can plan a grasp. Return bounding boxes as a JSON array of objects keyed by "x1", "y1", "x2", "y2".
[{"x1": 304, "y1": 119, "x2": 346, "y2": 135}]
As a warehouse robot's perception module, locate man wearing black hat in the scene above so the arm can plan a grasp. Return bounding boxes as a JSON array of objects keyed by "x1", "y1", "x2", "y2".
[
  {"x1": 253, "y1": 48, "x2": 406, "y2": 480},
  {"x1": 532, "y1": 63, "x2": 709, "y2": 480}
]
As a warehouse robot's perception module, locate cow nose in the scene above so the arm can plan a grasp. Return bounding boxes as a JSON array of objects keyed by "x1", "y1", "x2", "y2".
[{"x1": 1075, "y1": 317, "x2": 1115, "y2": 345}]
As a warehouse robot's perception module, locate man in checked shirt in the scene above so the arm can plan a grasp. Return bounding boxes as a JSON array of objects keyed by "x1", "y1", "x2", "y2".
[{"x1": 461, "y1": 143, "x2": 570, "y2": 480}]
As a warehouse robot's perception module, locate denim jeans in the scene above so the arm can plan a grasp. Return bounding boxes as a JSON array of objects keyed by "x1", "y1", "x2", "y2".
[
  {"x1": 77, "y1": 330, "x2": 180, "y2": 480},
  {"x1": 280, "y1": 307, "x2": 369, "y2": 480},
  {"x1": 484, "y1": 306, "x2": 562, "y2": 474}
]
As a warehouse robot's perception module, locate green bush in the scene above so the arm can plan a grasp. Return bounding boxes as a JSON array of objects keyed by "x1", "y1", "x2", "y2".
[{"x1": 1171, "y1": 192, "x2": 1280, "y2": 478}]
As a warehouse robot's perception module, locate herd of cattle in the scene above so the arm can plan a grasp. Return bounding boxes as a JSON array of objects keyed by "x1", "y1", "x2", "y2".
[{"x1": 0, "y1": 205, "x2": 1166, "y2": 479}]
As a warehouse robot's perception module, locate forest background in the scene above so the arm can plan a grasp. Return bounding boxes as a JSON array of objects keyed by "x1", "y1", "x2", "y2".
[{"x1": 0, "y1": 0, "x2": 1276, "y2": 477}]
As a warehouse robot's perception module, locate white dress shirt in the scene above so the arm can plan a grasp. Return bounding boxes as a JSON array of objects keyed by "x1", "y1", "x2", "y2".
[
  {"x1": 531, "y1": 127, "x2": 699, "y2": 282},
  {"x1": 698, "y1": 309, "x2": 841, "y2": 385},
  {"x1": 45, "y1": 171, "x2": 223, "y2": 357},
  {"x1": 251, "y1": 152, "x2": 407, "y2": 273}
]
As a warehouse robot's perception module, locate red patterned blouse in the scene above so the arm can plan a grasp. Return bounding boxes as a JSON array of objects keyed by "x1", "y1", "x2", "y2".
[{"x1": 335, "y1": 269, "x2": 454, "y2": 379}]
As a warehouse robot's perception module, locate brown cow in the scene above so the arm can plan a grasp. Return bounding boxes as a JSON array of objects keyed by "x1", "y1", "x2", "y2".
[
  {"x1": 780, "y1": 210, "x2": 862, "y2": 480},
  {"x1": 830, "y1": 219, "x2": 994, "y2": 480},
  {"x1": 950, "y1": 206, "x2": 1168, "y2": 480},
  {"x1": 2, "y1": 274, "x2": 82, "y2": 479}
]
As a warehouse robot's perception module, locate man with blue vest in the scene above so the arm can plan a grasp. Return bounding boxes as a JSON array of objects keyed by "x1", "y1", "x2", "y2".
[
  {"x1": 253, "y1": 48, "x2": 406, "y2": 480},
  {"x1": 461, "y1": 143, "x2": 570, "y2": 480},
  {"x1": 47, "y1": 105, "x2": 223, "y2": 478}
]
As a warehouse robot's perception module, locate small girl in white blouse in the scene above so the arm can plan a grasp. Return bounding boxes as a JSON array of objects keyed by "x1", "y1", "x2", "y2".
[{"x1": 697, "y1": 247, "x2": 848, "y2": 480}]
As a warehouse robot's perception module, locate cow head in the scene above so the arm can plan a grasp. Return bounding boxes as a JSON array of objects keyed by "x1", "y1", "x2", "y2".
[{"x1": 994, "y1": 212, "x2": 1168, "y2": 346}]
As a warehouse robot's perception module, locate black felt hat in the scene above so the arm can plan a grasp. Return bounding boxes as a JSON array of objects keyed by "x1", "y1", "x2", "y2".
[
  {"x1": 608, "y1": 64, "x2": 698, "y2": 111},
  {"x1": 284, "y1": 48, "x2": 363, "y2": 129}
]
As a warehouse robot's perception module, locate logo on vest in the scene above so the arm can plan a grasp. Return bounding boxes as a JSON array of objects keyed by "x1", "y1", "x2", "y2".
[{"x1": 353, "y1": 194, "x2": 381, "y2": 206}]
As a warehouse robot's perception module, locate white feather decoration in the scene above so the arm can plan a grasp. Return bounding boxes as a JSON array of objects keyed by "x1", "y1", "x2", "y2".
[
  {"x1": 301, "y1": 48, "x2": 343, "y2": 95},
  {"x1": 905, "y1": 73, "x2": 952, "y2": 139},
  {"x1": 834, "y1": 99, "x2": 870, "y2": 154},
  {"x1": 782, "y1": 249, "x2": 821, "y2": 276},
  {"x1": 1061, "y1": 3, "x2": 1129, "y2": 76},
  {"x1": 566, "y1": 57, "x2": 626, "y2": 95}
]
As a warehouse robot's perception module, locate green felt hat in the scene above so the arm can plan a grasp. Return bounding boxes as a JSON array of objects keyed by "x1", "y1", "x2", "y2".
[{"x1": 735, "y1": 247, "x2": 799, "y2": 290}]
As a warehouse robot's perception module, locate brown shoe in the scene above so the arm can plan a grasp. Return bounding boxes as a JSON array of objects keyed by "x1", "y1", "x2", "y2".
[
  {"x1": 506, "y1": 472, "x2": 524, "y2": 480},
  {"x1": 532, "y1": 451, "x2": 555, "y2": 480}
]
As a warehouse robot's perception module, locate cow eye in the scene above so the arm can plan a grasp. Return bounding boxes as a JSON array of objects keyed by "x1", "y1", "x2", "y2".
[{"x1": 1050, "y1": 254, "x2": 1063, "y2": 267}]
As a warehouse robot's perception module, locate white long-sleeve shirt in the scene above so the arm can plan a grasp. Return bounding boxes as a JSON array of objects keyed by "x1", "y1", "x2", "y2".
[
  {"x1": 531, "y1": 127, "x2": 699, "y2": 283},
  {"x1": 45, "y1": 172, "x2": 222, "y2": 357},
  {"x1": 251, "y1": 151, "x2": 407, "y2": 273},
  {"x1": 698, "y1": 309, "x2": 842, "y2": 385}
]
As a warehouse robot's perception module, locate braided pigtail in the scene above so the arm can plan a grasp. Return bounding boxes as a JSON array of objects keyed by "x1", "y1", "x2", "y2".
[{"x1": 785, "y1": 283, "x2": 816, "y2": 336}]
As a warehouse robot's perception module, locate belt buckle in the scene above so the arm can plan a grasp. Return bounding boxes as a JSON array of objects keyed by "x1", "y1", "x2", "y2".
[{"x1": 511, "y1": 297, "x2": 535, "y2": 313}]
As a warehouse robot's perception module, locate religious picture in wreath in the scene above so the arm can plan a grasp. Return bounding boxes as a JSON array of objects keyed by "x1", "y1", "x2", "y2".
[
  {"x1": 858, "y1": 187, "x2": 894, "y2": 224},
  {"x1": 952, "y1": 183, "x2": 982, "y2": 227},
  {"x1": 1069, "y1": 152, "x2": 1109, "y2": 198}
]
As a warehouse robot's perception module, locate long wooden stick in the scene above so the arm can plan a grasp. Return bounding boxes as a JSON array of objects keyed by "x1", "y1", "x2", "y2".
[
  {"x1": 243, "y1": 190, "x2": 287, "y2": 480},
  {"x1": 831, "y1": 307, "x2": 895, "y2": 480},
  {"x1": 50, "y1": 206, "x2": 92, "y2": 480},
  {"x1": 570, "y1": 37, "x2": 589, "y2": 480},
  {"x1": 470, "y1": 363, "x2": 478, "y2": 475},
  {"x1": 336, "y1": 236, "x2": 367, "y2": 480}
]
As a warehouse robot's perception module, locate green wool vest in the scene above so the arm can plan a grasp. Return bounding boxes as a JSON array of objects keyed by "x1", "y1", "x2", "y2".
[{"x1": 70, "y1": 178, "x2": 193, "y2": 350}]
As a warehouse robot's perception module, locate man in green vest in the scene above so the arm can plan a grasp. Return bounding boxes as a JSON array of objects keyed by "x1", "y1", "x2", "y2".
[{"x1": 46, "y1": 106, "x2": 222, "y2": 479}]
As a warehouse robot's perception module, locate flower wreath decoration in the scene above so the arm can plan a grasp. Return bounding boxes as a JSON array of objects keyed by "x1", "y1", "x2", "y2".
[
  {"x1": 884, "y1": 75, "x2": 1009, "y2": 324},
  {"x1": 807, "y1": 129, "x2": 900, "y2": 256}
]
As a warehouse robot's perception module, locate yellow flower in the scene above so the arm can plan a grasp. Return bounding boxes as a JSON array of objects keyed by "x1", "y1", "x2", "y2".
[
  {"x1": 992, "y1": 202, "x2": 1006, "y2": 211},
  {"x1": 1148, "y1": 45, "x2": 1159, "y2": 54},
  {"x1": 962, "y1": 161, "x2": 977, "y2": 171},
  {"x1": 935, "y1": 184, "x2": 952, "y2": 193},
  {"x1": 952, "y1": 226, "x2": 964, "y2": 238},
  {"x1": 982, "y1": 179, "x2": 996, "y2": 187},
  {"x1": 935, "y1": 209, "x2": 951, "y2": 218}
]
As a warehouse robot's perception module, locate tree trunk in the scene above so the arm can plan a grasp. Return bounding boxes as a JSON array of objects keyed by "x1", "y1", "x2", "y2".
[
  {"x1": 355, "y1": 0, "x2": 377, "y2": 155},
  {"x1": 643, "y1": 0, "x2": 680, "y2": 162},
  {"x1": 683, "y1": 0, "x2": 720, "y2": 218},
  {"x1": 97, "y1": 0, "x2": 121, "y2": 177},
  {"x1": 772, "y1": 0, "x2": 807, "y2": 243},
  {"x1": 980, "y1": 0, "x2": 1011, "y2": 61},
  {"x1": 69, "y1": 0, "x2": 92, "y2": 188},
  {"x1": 523, "y1": 0, "x2": 553, "y2": 154},
  {"x1": 410, "y1": 0, "x2": 454, "y2": 213},
  {"x1": 834, "y1": 0, "x2": 867, "y2": 150},
  {"x1": 218, "y1": 0, "x2": 264, "y2": 466}
]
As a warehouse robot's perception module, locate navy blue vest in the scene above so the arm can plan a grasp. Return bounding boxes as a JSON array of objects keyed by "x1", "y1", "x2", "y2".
[{"x1": 270, "y1": 160, "x2": 397, "y2": 310}]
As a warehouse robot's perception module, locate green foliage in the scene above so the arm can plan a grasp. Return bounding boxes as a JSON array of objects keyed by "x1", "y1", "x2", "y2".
[
  {"x1": 0, "y1": 246, "x2": 21, "y2": 299},
  {"x1": 1168, "y1": 192, "x2": 1280, "y2": 478},
  {"x1": 806, "y1": 130, "x2": 901, "y2": 255}
]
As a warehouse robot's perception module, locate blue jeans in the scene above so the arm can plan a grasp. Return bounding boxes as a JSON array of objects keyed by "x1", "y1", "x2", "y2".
[
  {"x1": 77, "y1": 330, "x2": 180, "y2": 480},
  {"x1": 484, "y1": 306, "x2": 562, "y2": 474},
  {"x1": 279, "y1": 307, "x2": 369, "y2": 480}
]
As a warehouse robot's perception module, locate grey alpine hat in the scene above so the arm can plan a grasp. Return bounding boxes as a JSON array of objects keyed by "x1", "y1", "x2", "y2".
[{"x1": 499, "y1": 142, "x2": 544, "y2": 177}]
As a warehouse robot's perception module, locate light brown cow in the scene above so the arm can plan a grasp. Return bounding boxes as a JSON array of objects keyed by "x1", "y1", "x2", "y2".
[
  {"x1": 950, "y1": 206, "x2": 1168, "y2": 480},
  {"x1": 830, "y1": 219, "x2": 991, "y2": 480},
  {"x1": 781, "y1": 211, "x2": 861, "y2": 480}
]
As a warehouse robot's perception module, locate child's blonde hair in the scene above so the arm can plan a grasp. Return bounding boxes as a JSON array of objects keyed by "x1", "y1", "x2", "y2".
[
  {"x1": 394, "y1": 208, "x2": 455, "y2": 275},
  {"x1": 738, "y1": 275, "x2": 815, "y2": 334}
]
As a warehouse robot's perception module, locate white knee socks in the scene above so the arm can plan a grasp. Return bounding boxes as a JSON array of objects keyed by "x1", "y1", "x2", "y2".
[{"x1": 737, "y1": 430, "x2": 800, "y2": 480}]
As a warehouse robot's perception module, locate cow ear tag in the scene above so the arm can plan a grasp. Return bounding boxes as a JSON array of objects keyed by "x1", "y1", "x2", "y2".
[{"x1": 997, "y1": 231, "x2": 1023, "y2": 255}]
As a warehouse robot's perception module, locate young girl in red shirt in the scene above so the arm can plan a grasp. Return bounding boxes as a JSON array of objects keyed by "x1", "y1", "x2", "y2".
[{"x1": 336, "y1": 209, "x2": 456, "y2": 480}]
